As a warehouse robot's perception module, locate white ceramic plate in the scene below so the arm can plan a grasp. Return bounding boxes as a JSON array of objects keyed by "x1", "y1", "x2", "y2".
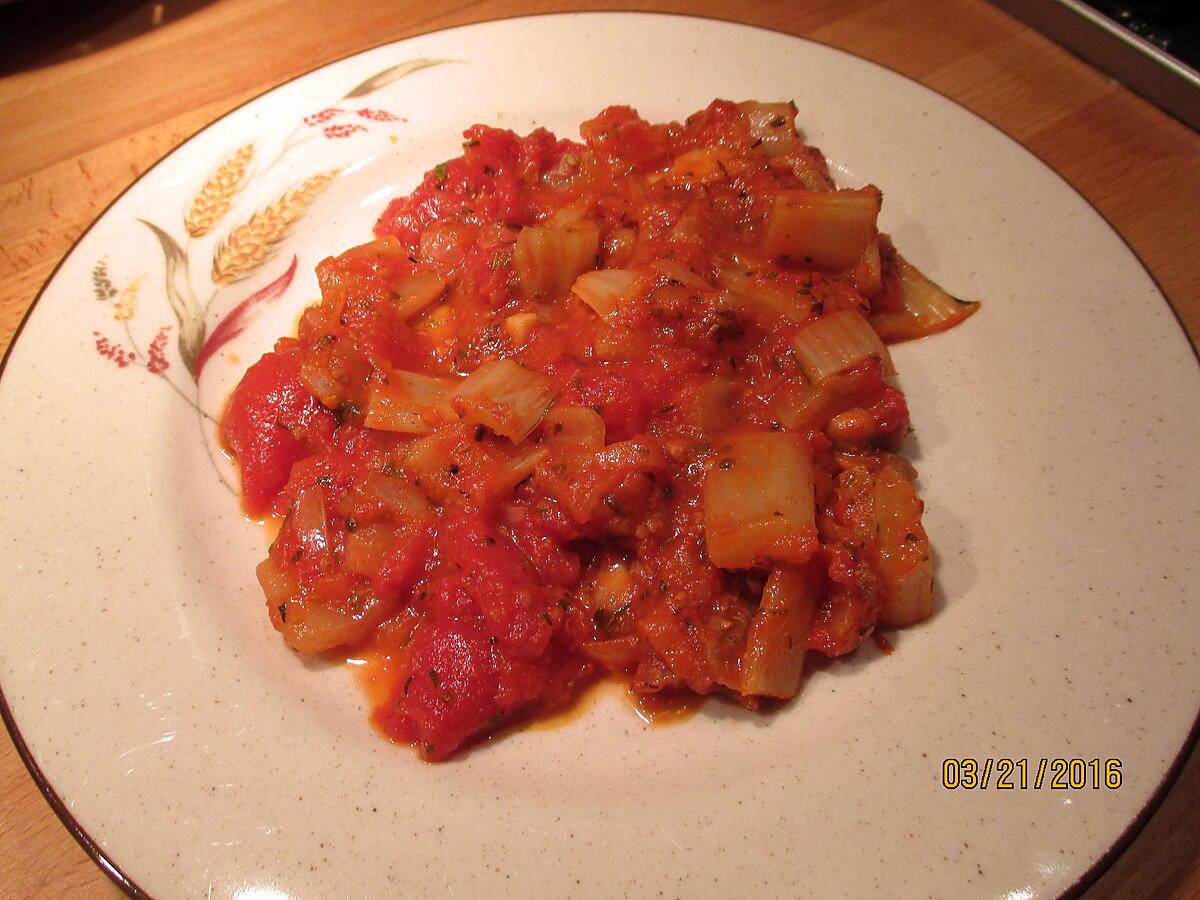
[{"x1": 2, "y1": 13, "x2": 1198, "y2": 899}]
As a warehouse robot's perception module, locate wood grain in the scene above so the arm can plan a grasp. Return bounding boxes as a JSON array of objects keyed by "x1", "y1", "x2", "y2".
[{"x1": 1, "y1": 1, "x2": 1197, "y2": 897}]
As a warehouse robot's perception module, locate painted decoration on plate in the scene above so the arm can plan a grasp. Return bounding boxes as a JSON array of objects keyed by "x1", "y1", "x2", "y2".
[{"x1": 86, "y1": 58, "x2": 452, "y2": 481}]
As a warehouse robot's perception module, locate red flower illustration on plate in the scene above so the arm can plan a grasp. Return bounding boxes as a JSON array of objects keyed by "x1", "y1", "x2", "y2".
[
  {"x1": 355, "y1": 108, "x2": 401, "y2": 122},
  {"x1": 147, "y1": 326, "x2": 171, "y2": 374},
  {"x1": 93, "y1": 332, "x2": 136, "y2": 367},
  {"x1": 323, "y1": 123, "x2": 367, "y2": 139},
  {"x1": 304, "y1": 108, "x2": 344, "y2": 126}
]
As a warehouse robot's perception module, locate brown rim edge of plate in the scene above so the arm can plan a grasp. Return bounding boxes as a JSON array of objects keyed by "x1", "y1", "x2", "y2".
[{"x1": 0, "y1": 9, "x2": 1197, "y2": 899}]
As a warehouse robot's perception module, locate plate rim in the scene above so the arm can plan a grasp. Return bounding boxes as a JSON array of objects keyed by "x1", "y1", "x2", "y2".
[{"x1": 1, "y1": 11, "x2": 1197, "y2": 899}]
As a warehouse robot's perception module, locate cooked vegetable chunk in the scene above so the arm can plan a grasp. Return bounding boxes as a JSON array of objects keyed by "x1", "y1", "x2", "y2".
[
  {"x1": 703, "y1": 431, "x2": 818, "y2": 570},
  {"x1": 742, "y1": 566, "x2": 817, "y2": 698},
  {"x1": 765, "y1": 187, "x2": 882, "y2": 270}
]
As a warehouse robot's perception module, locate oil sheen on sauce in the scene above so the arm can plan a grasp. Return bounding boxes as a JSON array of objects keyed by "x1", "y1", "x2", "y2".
[{"x1": 345, "y1": 648, "x2": 702, "y2": 748}]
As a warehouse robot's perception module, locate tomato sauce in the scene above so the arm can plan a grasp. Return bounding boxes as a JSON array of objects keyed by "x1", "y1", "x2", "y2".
[{"x1": 222, "y1": 100, "x2": 969, "y2": 760}]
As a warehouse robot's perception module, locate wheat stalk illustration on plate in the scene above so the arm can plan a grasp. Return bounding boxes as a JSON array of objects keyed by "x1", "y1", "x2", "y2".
[
  {"x1": 211, "y1": 170, "x2": 339, "y2": 285},
  {"x1": 91, "y1": 56, "x2": 455, "y2": 490},
  {"x1": 96, "y1": 57, "x2": 453, "y2": 413},
  {"x1": 184, "y1": 144, "x2": 255, "y2": 238}
]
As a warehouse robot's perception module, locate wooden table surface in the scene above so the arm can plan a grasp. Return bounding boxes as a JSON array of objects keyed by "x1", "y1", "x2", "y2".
[{"x1": 1, "y1": 0, "x2": 1197, "y2": 897}]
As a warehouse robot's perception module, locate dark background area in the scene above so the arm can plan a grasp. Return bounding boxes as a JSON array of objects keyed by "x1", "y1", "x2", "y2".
[
  {"x1": 0, "y1": 0, "x2": 211, "y2": 74},
  {"x1": 0, "y1": 0, "x2": 1195, "y2": 76},
  {"x1": 1087, "y1": 0, "x2": 1200, "y2": 70}
]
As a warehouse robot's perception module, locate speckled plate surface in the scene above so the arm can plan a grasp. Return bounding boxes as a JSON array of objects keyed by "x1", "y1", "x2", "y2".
[{"x1": 2, "y1": 13, "x2": 1198, "y2": 899}]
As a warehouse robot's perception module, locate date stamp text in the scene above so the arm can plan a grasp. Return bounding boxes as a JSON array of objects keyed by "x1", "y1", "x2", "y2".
[{"x1": 941, "y1": 758, "x2": 1122, "y2": 790}]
